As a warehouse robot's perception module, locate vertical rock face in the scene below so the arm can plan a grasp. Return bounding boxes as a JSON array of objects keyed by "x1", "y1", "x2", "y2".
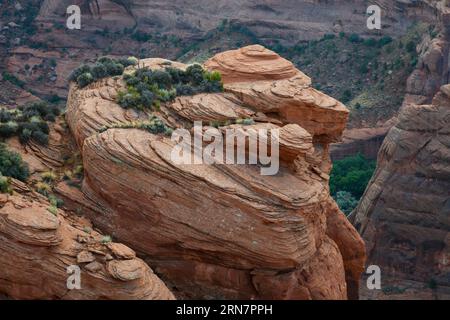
[
  {"x1": 37, "y1": 0, "x2": 434, "y2": 42},
  {"x1": 0, "y1": 181, "x2": 174, "y2": 300},
  {"x1": 352, "y1": 85, "x2": 450, "y2": 299},
  {"x1": 65, "y1": 45, "x2": 365, "y2": 299}
]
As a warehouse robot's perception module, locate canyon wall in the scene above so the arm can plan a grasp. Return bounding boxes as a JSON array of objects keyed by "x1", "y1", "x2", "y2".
[
  {"x1": 37, "y1": 0, "x2": 438, "y2": 43},
  {"x1": 352, "y1": 84, "x2": 450, "y2": 299},
  {"x1": 62, "y1": 45, "x2": 366, "y2": 299},
  {"x1": 350, "y1": 4, "x2": 450, "y2": 300}
]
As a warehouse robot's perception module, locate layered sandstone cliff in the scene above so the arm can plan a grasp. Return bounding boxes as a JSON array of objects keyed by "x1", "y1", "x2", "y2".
[
  {"x1": 0, "y1": 179, "x2": 174, "y2": 300},
  {"x1": 352, "y1": 85, "x2": 450, "y2": 299},
  {"x1": 62, "y1": 45, "x2": 365, "y2": 299},
  {"x1": 37, "y1": 0, "x2": 437, "y2": 43}
]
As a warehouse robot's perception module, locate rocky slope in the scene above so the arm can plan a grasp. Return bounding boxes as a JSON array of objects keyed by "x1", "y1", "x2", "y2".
[
  {"x1": 349, "y1": 4, "x2": 450, "y2": 300},
  {"x1": 37, "y1": 0, "x2": 429, "y2": 43},
  {"x1": 331, "y1": 1, "x2": 449, "y2": 161},
  {"x1": 60, "y1": 45, "x2": 365, "y2": 299},
  {"x1": 0, "y1": 179, "x2": 174, "y2": 299},
  {"x1": 352, "y1": 84, "x2": 450, "y2": 299}
]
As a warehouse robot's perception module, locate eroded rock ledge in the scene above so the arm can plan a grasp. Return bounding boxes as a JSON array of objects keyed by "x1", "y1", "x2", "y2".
[
  {"x1": 64, "y1": 45, "x2": 365, "y2": 299},
  {"x1": 0, "y1": 180, "x2": 174, "y2": 300}
]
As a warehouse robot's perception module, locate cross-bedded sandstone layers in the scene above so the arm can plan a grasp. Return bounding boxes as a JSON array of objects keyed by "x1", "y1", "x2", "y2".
[
  {"x1": 65, "y1": 45, "x2": 365, "y2": 299},
  {"x1": 352, "y1": 85, "x2": 450, "y2": 299},
  {"x1": 0, "y1": 180, "x2": 174, "y2": 300}
]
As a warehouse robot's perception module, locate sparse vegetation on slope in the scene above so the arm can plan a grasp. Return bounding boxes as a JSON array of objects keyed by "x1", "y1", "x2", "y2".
[
  {"x1": 0, "y1": 101, "x2": 60, "y2": 145},
  {"x1": 69, "y1": 56, "x2": 138, "y2": 88},
  {"x1": 99, "y1": 116, "x2": 173, "y2": 136},
  {"x1": 117, "y1": 64, "x2": 223, "y2": 111},
  {"x1": 0, "y1": 143, "x2": 30, "y2": 182}
]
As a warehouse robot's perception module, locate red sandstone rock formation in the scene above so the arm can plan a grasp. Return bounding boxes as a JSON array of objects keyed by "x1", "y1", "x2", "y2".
[
  {"x1": 352, "y1": 85, "x2": 450, "y2": 300},
  {"x1": 0, "y1": 180, "x2": 174, "y2": 300},
  {"x1": 63, "y1": 45, "x2": 365, "y2": 299}
]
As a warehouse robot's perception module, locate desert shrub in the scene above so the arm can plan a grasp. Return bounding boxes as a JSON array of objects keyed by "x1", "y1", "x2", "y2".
[
  {"x1": 68, "y1": 64, "x2": 91, "y2": 82},
  {"x1": 20, "y1": 101, "x2": 60, "y2": 119},
  {"x1": 2, "y1": 71, "x2": 25, "y2": 88},
  {"x1": 0, "y1": 122, "x2": 18, "y2": 137},
  {"x1": 76, "y1": 72, "x2": 94, "y2": 87},
  {"x1": 91, "y1": 63, "x2": 108, "y2": 79},
  {"x1": 235, "y1": 118, "x2": 255, "y2": 125},
  {"x1": 0, "y1": 144, "x2": 30, "y2": 181},
  {"x1": 406, "y1": 40, "x2": 416, "y2": 53},
  {"x1": 0, "y1": 110, "x2": 13, "y2": 122},
  {"x1": 378, "y1": 36, "x2": 393, "y2": 47},
  {"x1": 47, "y1": 205, "x2": 58, "y2": 216},
  {"x1": 0, "y1": 174, "x2": 12, "y2": 194},
  {"x1": 335, "y1": 191, "x2": 359, "y2": 215},
  {"x1": 364, "y1": 38, "x2": 377, "y2": 47},
  {"x1": 73, "y1": 164, "x2": 83, "y2": 177},
  {"x1": 35, "y1": 181, "x2": 51, "y2": 196},
  {"x1": 118, "y1": 56, "x2": 138, "y2": 67},
  {"x1": 99, "y1": 116, "x2": 173, "y2": 136},
  {"x1": 69, "y1": 56, "x2": 137, "y2": 88},
  {"x1": 17, "y1": 119, "x2": 50, "y2": 145},
  {"x1": 131, "y1": 31, "x2": 151, "y2": 42},
  {"x1": 340, "y1": 89, "x2": 352, "y2": 103},
  {"x1": 101, "y1": 235, "x2": 112, "y2": 244},
  {"x1": 48, "y1": 194, "x2": 64, "y2": 208},
  {"x1": 41, "y1": 170, "x2": 57, "y2": 182},
  {"x1": 142, "y1": 116, "x2": 171, "y2": 134},
  {"x1": 63, "y1": 170, "x2": 73, "y2": 180},
  {"x1": 175, "y1": 84, "x2": 195, "y2": 96},
  {"x1": 348, "y1": 33, "x2": 362, "y2": 43},
  {"x1": 118, "y1": 64, "x2": 223, "y2": 110}
]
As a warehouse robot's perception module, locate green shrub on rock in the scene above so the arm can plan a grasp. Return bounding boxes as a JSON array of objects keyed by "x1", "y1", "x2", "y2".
[
  {"x1": 0, "y1": 101, "x2": 58, "y2": 146},
  {"x1": 117, "y1": 64, "x2": 223, "y2": 111},
  {"x1": 76, "y1": 72, "x2": 94, "y2": 88},
  {"x1": 0, "y1": 174, "x2": 12, "y2": 194},
  {"x1": 69, "y1": 56, "x2": 139, "y2": 88},
  {"x1": 0, "y1": 143, "x2": 30, "y2": 182}
]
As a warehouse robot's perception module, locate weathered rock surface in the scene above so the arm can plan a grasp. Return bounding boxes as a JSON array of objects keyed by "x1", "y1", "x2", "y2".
[
  {"x1": 352, "y1": 85, "x2": 450, "y2": 300},
  {"x1": 64, "y1": 45, "x2": 365, "y2": 299},
  {"x1": 37, "y1": 0, "x2": 438, "y2": 43},
  {"x1": 330, "y1": 124, "x2": 393, "y2": 161},
  {"x1": 0, "y1": 181, "x2": 174, "y2": 300},
  {"x1": 204, "y1": 45, "x2": 305, "y2": 83}
]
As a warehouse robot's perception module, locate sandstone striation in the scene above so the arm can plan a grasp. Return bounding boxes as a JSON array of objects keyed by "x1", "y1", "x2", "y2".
[
  {"x1": 352, "y1": 85, "x2": 450, "y2": 299},
  {"x1": 0, "y1": 180, "x2": 174, "y2": 300},
  {"x1": 204, "y1": 45, "x2": 305, "y2": 83},
  {"x1": 64, "y1": 45, "x2": 365, "y2": 299}
]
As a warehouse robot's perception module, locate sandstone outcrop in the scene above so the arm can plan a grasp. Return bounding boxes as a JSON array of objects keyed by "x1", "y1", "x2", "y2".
[
  {"x1": 352, "y1": 85, "x2": 450, "y2": 299},
  {"x1": 0, "y1": 180, "x2": 174, "y2": 300},
  {"x1": 64, "y1": 45, "x2": 365, "y2": 299}
]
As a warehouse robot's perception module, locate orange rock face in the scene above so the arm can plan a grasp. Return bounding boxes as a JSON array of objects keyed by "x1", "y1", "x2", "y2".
[
  {"x1": 0, "y1": 181, "x2": 174, "y2": 300},
  {"x1": 64, "y1": 46, "x2": 365, "y2": 299},
  {"x1": 204, "y1": 45, "x2": 305, "y2": 84}
]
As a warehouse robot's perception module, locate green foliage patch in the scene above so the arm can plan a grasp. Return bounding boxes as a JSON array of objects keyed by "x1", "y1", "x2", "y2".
[
  {"x1": 69, "y1": 56, "x2": 138, "y2": 88},
  {"x1": 0, "y1": 143, "x2": 30, "y2": 182},
  {"x1": 117, "y1": 64, "x2": 223, "y2": 111},
  {"x1": 0, "y1": 101, "x2": 60, "y2": 145}
]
